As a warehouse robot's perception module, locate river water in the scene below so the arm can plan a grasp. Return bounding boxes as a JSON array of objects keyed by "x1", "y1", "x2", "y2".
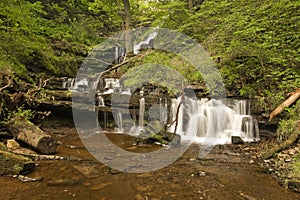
[{"x1": 0, "y1": 126, "x2": 299, "y2": 200}]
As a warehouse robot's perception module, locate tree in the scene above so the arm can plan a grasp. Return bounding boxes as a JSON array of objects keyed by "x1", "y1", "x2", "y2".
[{"x1": 121, "y1": 0, "x2": 133, "y2": 52}]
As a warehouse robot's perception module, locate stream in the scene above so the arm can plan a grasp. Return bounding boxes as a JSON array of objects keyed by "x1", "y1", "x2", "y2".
[{"x1": 0, "y1": 125, "x2": 299, "y2": 200}]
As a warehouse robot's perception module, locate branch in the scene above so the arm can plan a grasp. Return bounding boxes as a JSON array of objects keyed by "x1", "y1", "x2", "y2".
[
  {"x1": 39, "y1": 76, "x2": 55, "y2": 89},
  {"x1": 99, "y1": 53, "x2": 148, "y2": 76},
  {"x1": 0, "y1": 77, "x2": 13, "y2": 92},
  {"x1": 174, "y1": 101, "x2": 183, "y2": 134}
]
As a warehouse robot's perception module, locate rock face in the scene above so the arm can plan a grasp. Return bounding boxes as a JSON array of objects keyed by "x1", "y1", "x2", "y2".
[{"x1": 0, "y1": 150, "x2": 35, "y2": 175}]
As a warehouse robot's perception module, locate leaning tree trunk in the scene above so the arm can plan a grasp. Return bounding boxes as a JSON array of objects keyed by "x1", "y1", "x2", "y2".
[
  {"x1": 269, "y1": 88, "x2": 300, "y2": 121},
  {"x1": 262, "y1": 126, "x2": 300, "y2": 159},
  {"x1": 7, "y1": 116, "x2": 57, "y2": 154}
]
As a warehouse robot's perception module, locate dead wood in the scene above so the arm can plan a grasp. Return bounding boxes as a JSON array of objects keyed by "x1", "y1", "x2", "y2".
[
  {"x1": 269, "y1": 88, "x2": 300, "y2": 121},
  {"x1": 262, "y1": 123, "x2": 300, "y2": 160},
  {"x1": 7, "y1": 116, "x2": 57, "y2": 154}
]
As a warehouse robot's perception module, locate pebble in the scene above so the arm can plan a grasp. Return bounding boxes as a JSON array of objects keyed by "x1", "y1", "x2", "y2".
[
  {"x1": 90, "y1": 182, "x2": 113, "y2": 191},
  {"x1": 66, "y1": 145, "x2": 77, "y2": 149},
  {"x1": 6, "y1": 139, "x2": 20, "y2": 149},
  {"x1": 249, "y1": 160, "x2": 255, "y2": 164},
  {"x1": 189, "y1": 158, "x2": 196, "y2": 162},
  {"x1": 198, "y1": 171, "x2": 206, "y2": 177},
  {"x1": 135, "y1": 194, "x2": 144, "y2": 200}
]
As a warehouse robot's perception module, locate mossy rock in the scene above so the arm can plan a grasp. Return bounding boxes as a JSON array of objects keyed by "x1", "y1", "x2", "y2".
[
  {"x1": 0, "y1": 150, "x2": 35, "y2": 175},
  {"x1": 0, "y1": 142, "x2": 7, "y2": 151}
]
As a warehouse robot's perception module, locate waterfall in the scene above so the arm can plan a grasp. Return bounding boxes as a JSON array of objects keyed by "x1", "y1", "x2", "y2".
[
  {"x1": 168, "y1": 97, "x2": 259, "y2": 144},
  {"x1": 115, "y1": 110, "x2": 123, "y2": 133},
  {"x1": 133, "y1": 32, "x2": 158, "y2": 54},
  {"x1": 91, "y1": 76, "x2": 100, "y2": 90},
  {"x1": 97, "y1": 95, "x2": 105, "y2": 107},
  {"x1": 139, "y1": 98, "x2": 145, "y2": 128},
  {"x1": 62, "y1": 78, "x2": 76, "y2": 89}
]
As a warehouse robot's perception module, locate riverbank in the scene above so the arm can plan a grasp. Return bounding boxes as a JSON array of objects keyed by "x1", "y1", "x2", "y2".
[{"x1": 0, "y1": 125, "x2": 299, "y2": 200}]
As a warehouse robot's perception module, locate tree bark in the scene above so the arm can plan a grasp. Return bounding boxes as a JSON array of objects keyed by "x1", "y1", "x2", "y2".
[
  {"x1": 7, "y1": 117, "x2": 57, "y2": 154},
  {"x1": 122, "y1": 0, "x2": 133, "y2": 52},
  {"x1": 269, "y1": 88, "x2": 300, "y2": 121},
  {"x1": 188, "y1": 0, "x2": 193, "y2": 12},
  {"x1": 262, "y1": 128, "x2": 300, "y2": 160}
]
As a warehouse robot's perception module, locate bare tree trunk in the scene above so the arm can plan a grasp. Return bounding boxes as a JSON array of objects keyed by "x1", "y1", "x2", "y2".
[
  {"x1": 262, "y1": 124, "x2": 300, "y2": 159},
  {"x1": 188, "y1": 0, "x2": 193, "y2": 12},
  {"x1": 122, "y1": 0, "x2": 133, "y2": 52}
]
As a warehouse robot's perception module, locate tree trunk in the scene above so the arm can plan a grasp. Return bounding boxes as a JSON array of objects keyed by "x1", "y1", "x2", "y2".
[
  {"x1": 269, "y1": 88, "x2": 300, "y2": 121},
  {"x1": 7, "y1": 117, "x2": 57, "y2": 154},
  {"x1": 122, "y1": 0, "x2": 133, "y2": 52},
  {"x1": 188, "y1": 0, "x2": 193, "y2": 12},
  {"x1": 262, "y1": 129, "x2": 300, "y2": 160}
]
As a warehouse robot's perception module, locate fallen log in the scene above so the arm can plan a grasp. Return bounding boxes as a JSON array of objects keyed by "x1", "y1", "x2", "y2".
[
  {"x1": 7, "y1": 116, "x2": 57, "y2": 154},
  {"x1": 262, "y1": 124, "x2": 300, "y2": 160},
  {"x1": 269, "y1": 88, "x2": 300, "y2": 121},
  {"x1": 0, "y1": 150, "x2": 35, "y2": 175}
]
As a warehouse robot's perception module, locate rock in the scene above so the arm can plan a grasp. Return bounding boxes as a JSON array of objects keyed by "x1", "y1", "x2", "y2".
[
  {"x1": 135, "y1": 194, "x2": 144, "y2": 200},
  {"x1": 0, "y1": 142, "x2": 7, "y2": 150},
  {"x1": 231, "y1": 136, "x2": 244, "y2": 144},
  {"x1": 90, "y1": 182, "x2": 113, "y2": 191},
  {"x1": 136, "y1": 185, "x2": 147, "y2": 192},
  {"x1": 0, "y1": 150, "x2": 35, "y2": 175},
  {"x1": 73, "y1": 164, "x2": 100, "y2": 178},
  {"x1": 198, "y1": 171, "x2": 206, "y2": 177},
  {"x1": 48, "y1": 178, "x2": 81, "y2": 187},
  {"x1": 288, "y1": 180, "x2": 300, "y2": 193},
  {"x1": 249, "y1": 160, "x2": 255, "y2": 164},
  {"x1": 66, "y1": 145, "x2": 76, "y2": 149},
  {"x1": 6, "y1": 139, "x2": 20, "y2": 149},
  {"x1": 15, "y1": 175, "x2": 42, "y2": 182}
]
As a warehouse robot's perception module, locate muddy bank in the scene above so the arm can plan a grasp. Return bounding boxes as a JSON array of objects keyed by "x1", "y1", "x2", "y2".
[{"x1": 0, "y1": 126, "x2": 299, "y2": 200}]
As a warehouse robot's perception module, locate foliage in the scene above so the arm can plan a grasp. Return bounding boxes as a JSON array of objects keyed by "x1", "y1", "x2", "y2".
[
  {"x1": 180, "y1": 0, "x2": 300, "y2": 102},
  {"x1": 3, "y1": 106, "x2": 35, "y2": 125},
  {"x1": 120, "y1": 50, "x2": 203, "y2": 95},
  {"x1": 0, "y1": 0, "x2": 121, "y2": 81},
  {"x1": 292, "y1": 153, "x2": 300, "y2": 178},
  {"x1": 276, "y1": 101, "x2": 300, "y2": 141}
]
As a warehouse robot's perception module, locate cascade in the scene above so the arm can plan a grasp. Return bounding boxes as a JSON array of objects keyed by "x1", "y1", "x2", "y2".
[
  {"x1": 97, "y1": 95, "x2": 105, "y2": 107},
  {"x1": 62, "y1": 78, "x2": 76, "y2": 89},
  {"x1": 168, "y1": 97, "x2": 259, "y2": 144},
  {"x1": 115, "y1": 110, "x2": 123, "y2": 133},
  {"x1": 133, "y1": 32, "x2": 158, "y2": 54},
  {"x1": 139, "y1": 98, "x2": 145, "y2": 128}
]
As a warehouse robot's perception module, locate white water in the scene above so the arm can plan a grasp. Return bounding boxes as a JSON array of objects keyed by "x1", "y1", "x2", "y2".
[
  {"x1": 115, "y1": 109, "x2": 123, "y2": 133},
  {"x1": 133, "y1": 32, "x2": 158, "y2": 54},
  {"x1": 168, "y1": 97, "x2": 259, "y2": 145},
  {"x1": 97, "y1": 95, "x2": 105, "y2": 107},
  {"x1": 139, "y1": 98, "x2": 145, "y2": 128}
]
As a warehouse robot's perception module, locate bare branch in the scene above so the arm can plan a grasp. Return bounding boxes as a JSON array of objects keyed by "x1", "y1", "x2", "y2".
[{"x1": 0, "y1": 77, "x2": 13, "y2": 92}]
